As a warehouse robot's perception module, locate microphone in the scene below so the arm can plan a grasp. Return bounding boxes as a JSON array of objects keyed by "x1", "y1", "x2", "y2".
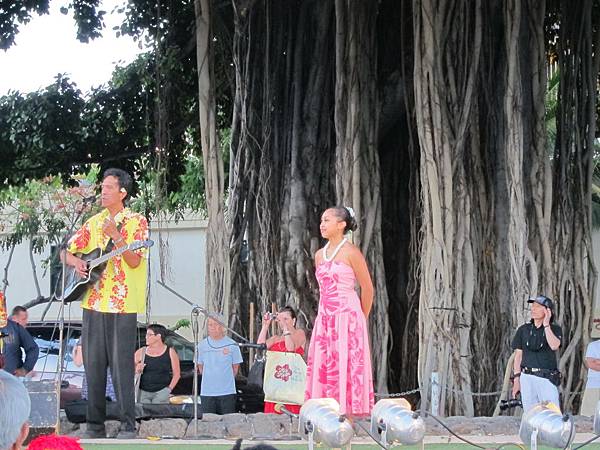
[
  {"x1": 191, "y1": 304, "x2": 206, "y2": 315},
  {"x1": 237, "y1": 342, "x2": 267, "y2": 350},
  {"x1": 82, "y1": 195, "x2": 97, "y2": 204},
  {"x1": 274, "y1": 403, "x2": 299, "y2": 418}
]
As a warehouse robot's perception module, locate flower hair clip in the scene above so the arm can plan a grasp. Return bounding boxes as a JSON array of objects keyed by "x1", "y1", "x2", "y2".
[{"x1": 345, "y1": 206, "x2": 356, "y2": 218}]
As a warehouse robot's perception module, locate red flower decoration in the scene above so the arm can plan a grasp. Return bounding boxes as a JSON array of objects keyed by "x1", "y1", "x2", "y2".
[
  {"x1": 274, "y1": 364, "x2": 293, "y2": 382},
  {"x1": 73, "y1": 224, "x2": 91, "y2": 249}
]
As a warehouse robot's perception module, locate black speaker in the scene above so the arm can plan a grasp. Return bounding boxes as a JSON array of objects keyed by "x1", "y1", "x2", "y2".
[{"x1": 23, "y1": 379, "x2": 59, "y2": 441}]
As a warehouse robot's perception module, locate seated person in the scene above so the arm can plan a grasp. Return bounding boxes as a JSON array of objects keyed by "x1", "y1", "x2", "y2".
[
  {"x1": 0, "y1": 313, "x2": 38, "y2": 377},
  {"x1": 257, "y1": 306, "x2": 306, "y2": 414},
  {"x1": 135, "y1": 324, "x2": 180, "y2": 404},
  {"x1": 10, "y1": 306, "x2": 28, "y2": 328},
  {"x1": 197, "y1": 314, "x2": 243, "y2": 415},
  {"x1": 0, "y1": 370, "x2": 31, "y2": 450},
  {"x1": 72, "y1": 338, "x2": 116, "y2": 401}
]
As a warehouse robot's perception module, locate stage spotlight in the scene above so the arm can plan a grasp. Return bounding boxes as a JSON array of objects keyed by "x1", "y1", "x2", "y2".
[
  {"x1": 370, "y1": 398, "x2": 426, "y2": 446},
  {"x1": 299, "y1": 398, "x2": 355, "y2": 450},
  {"x1": 519, "y1": 402, "x2": 574, "y2": 449}
]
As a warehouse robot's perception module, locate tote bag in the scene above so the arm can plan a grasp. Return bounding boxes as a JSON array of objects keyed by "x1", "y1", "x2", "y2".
[{"x1": 262, "y1": 350, "x2": 307, "y2": 405}]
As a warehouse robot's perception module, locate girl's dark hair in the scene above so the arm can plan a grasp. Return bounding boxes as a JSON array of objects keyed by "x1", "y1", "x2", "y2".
[
  {"x1": 330, "y1": 206, "x2": 358, "y2": 233},
  {"x1": 279, "y1": 305, "x2": 297, "y2": 321},
  {"x1": 147, "y1": 324, "x2": 169, "y2": 344}
]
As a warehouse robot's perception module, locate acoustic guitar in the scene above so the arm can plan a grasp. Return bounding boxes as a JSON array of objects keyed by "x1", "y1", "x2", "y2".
[{"x1": 56, "y1": 239, "x2": 154, "y2": 303}]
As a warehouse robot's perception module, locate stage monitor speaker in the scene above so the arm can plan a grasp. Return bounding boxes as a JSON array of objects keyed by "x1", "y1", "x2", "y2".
[{"x1": 23, "y1": 379, "x2": 59, "y2": 442}]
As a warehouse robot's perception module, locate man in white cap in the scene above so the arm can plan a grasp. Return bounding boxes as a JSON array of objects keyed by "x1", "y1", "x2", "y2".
[{"x1": 511, "y1": 295, "x2": 562, "y2": 413}]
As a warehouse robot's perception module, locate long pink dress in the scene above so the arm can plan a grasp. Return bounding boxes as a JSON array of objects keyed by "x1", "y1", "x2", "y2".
[{"x1": 304, "y1": 260, "x2": 374, "y2": 416}]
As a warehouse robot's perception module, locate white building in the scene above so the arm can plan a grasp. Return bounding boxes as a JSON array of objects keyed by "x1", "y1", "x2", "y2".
[
  {"x1": 0, "y1": 215, "x2": 207, "y2": 340},
  {"x1": 2, "y1": 218, "x2": 600, "y2": 340}
]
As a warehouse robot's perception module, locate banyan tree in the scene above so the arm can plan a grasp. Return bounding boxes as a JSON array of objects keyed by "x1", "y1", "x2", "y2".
[{"x1": 193, "y1": 0, "x2": 600, "y2": 416}]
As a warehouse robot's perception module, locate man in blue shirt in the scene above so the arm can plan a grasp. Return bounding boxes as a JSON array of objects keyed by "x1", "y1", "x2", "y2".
[
  {"x1": 197, "y1": 314, "x2": 243, "y2": 414},
  {"x1": 0, "y1": 318, "x2": 39, "y2": 376}
]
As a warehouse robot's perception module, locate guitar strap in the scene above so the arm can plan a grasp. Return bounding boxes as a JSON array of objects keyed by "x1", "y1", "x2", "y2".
[
  {"x1": 105, "y1": 222, "x2": 124, "y2": 253},
  {"x1": 134, "y1": 346, "x2": 147, "y2": 403}
]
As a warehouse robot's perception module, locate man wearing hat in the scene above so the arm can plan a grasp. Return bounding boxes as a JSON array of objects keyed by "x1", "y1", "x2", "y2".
[{"x1": 511, "y1": 295, "x2": 562, "y2": 413}]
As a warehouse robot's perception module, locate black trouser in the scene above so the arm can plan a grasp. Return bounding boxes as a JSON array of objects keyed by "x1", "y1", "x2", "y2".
[
  {"x1": 200, "y1": 394, "x2": 236, "y2": 415},
  {"x1": 83, "y1": 309, "x2": 137, "y2": 431}
]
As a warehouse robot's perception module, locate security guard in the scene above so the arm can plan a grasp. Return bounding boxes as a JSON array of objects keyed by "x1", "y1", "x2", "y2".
[{"x1": 511, "y1": 295, "x2": 562, "y2": 413}]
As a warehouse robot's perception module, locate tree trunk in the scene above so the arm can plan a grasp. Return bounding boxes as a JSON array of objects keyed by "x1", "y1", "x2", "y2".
[
  {"x1": 195, "y1": 0, "x2": 230, "y2": 315},
  {"x1": 228, "y1": 0, "x2": 336, "y2": 336},
  {"x1": 413, "y1": 0, "x2": 482, "y2": 416},
  {"x1": 333, "y1": 0, "x2": 390, "y2": 394}
]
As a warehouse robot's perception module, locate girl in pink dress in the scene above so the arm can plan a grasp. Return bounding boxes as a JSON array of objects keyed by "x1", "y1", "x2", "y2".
[
  {"x1": 257, "y1": 306, "x2": 306, "y2": 414},
  {"x1": 305, "y1": 206, "x2": 375, "y2": 416}
]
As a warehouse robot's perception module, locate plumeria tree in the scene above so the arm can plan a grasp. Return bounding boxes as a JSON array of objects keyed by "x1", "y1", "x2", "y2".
[{"x1": 0, "y1": 167, "x2": 100, "y2": 307}]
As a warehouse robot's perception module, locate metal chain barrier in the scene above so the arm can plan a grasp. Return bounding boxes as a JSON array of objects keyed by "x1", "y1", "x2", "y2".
[
  {"x1": 376, "y1": 386, "x2": 505, "y2": 398},
  {"x1": 375, "y1": 387, "x2": 422, "y2": 398},
  {"x1": 377, "y1": 386, "x2": 585, "y2": 399}
]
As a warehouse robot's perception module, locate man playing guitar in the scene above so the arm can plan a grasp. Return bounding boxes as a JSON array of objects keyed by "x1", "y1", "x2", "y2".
[{"x1": 63, "y1": 168, "x2": 149, "y2": 439}]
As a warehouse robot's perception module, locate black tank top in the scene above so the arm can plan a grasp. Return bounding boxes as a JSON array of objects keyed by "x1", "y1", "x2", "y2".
[{"x1": 140, "y1": 347, "x2": 172, "y2": 392}]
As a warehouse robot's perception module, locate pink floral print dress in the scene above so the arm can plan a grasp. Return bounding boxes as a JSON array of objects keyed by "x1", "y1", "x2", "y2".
[{"x1": 304, "y1": 260, "x2": 374, "y2": 415}]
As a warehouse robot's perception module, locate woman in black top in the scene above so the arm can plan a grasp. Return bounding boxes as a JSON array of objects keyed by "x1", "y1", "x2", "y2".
[{"x1": 135, "y1": 324, "x2": 180, "y2": 404}]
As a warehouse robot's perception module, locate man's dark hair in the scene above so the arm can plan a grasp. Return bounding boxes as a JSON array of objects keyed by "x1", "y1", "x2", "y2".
[
  {"x1": 11, "y1": 305, "x2": 26, "y2": 316},
  {"x1": 103, "y1": 168, "x2": 133, "y2": 201}
]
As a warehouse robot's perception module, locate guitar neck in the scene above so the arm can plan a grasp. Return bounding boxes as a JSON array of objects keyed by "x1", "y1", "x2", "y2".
[{"x1": 92, "y1": 243, "x2": 135, "y2": 267}]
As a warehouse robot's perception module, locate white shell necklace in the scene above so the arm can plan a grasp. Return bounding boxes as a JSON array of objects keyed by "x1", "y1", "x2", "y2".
[{"x1": 323, "y1": 237, "x2": 348, "y2": 262}]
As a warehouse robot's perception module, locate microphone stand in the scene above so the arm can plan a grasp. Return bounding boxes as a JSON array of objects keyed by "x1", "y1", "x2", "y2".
[
  {"x1": 156, "y1": 281, "x2": 261, "y2": 437},
  {"x1": 157, "y1": 281, "x2": 205, "y2": 437},
  {"x1": 191, "y1": 304, "x2": 200, "y2": 437},
  {"x1": 54, "y1": 196, "x2": 95, "y2": 433},
  {"x1": 0, "y1": 332, "x2": 7, "y2": 369}
]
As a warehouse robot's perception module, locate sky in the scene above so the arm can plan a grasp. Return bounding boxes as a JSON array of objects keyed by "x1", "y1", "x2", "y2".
[{"x1": 0, "y1": 0, "x2": 144, "y2": 96}]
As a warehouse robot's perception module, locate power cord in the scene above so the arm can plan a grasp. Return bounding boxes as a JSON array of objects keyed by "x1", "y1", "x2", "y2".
[
  {"x1": 351, "y1": 419, "x2": 388, "y2": 450},
  {"x1": 417, "y1": 410, "x2": 487, "y2": 449},
  {"x1": 573, "y1": 434, "x2": 600, "y2": 450},
  {"x1": 360, "y1": 407, "x2": 505, "y2": 450},
  {"x1": 495, "y1": 444, "x2": 525, "y2": 450},
  {"x1": 563, "y1": 414, "x2": 575, "y2": 450},
  {"x1": 416, "y1": 410, "x2": 525, "y2": 450}
]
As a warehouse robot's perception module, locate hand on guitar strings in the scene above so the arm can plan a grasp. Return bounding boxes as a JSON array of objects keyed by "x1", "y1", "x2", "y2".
[{"x1": 73, "y1": 257, "x2": 89, "y2": 277}]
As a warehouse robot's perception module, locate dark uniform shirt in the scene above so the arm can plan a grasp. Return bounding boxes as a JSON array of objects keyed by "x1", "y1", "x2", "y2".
[
  {"x1": 0, "y1": 319, "x2": 39, "y2": 374},
  {"x1": 512, "y1": 321, "x2": 562, "y2": 370}
]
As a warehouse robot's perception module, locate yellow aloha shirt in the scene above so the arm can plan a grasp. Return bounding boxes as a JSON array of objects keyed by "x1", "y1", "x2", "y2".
[{"x1": 68, "y1": 208, "x2": 149, "y2": 314}]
